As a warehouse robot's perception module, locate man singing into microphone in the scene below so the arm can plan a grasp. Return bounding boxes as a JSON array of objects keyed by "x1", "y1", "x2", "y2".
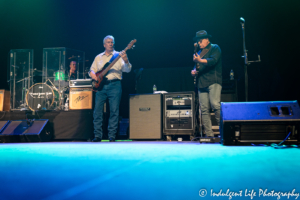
[{"x1": 191, "y1": 30, "x2": 222, "y2": 137}]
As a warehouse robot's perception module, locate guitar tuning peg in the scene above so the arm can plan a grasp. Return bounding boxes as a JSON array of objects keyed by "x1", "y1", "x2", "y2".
[{"x1": 131, "y1": 45, "x2": 135, "y2": 49}]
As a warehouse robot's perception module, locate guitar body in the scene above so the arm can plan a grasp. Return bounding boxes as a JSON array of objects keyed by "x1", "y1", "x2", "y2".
[{"x1": 92, "y1": 62, "x2": 110, "y2": 90}]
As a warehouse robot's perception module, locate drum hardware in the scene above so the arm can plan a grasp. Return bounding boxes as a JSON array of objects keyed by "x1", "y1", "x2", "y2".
[
  {"x1": 45, "y1": 78, "x2": 68, "y2": 110},
  {"x1": 16, "y1": 76, "x2": 32, "y2": 111}
]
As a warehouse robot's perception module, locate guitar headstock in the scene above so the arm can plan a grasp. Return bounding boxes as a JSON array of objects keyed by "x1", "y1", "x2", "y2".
[{"x1": 124, "y1": 39, "x2": 137, "y2": 51}]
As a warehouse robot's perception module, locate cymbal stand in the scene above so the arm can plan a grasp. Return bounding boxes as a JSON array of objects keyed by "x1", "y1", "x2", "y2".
[
  {"x1": 45, "y1": 78, "x2": 67, "y2": 110},
  {"x1": 16, "y1": 75, "x2": 31, "y2": 111},
  {"x1": 45, "y1": 79, "x2": 61, "y2": 110}
]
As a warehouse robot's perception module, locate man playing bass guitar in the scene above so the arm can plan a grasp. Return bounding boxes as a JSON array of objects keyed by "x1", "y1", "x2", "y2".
[{"x1": 89, "y1": 35, "x2": 132, "y2": 142}]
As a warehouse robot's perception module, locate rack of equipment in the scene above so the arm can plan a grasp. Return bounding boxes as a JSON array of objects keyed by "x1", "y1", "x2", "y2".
[{"x1": 163, "y1": 92, "x2": 195, "y2": 138}]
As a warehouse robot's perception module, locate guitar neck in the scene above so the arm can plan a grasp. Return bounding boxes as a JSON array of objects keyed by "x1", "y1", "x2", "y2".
[{"x1": 194, "y1": 45, "x2": 200, "y2": 70}]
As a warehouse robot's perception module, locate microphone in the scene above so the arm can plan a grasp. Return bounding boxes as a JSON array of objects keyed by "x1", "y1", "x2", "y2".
[
  {"x1": 240, "y1": 17, "x2": 245, "y2": 23},
  {"x1": 194, "y1": 43, "x2": 198, "y2": 47}
]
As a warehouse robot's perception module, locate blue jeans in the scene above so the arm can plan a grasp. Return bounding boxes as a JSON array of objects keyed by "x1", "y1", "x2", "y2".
[
  {"x1": 93, "y1": 81, "x2": 122, "y2": 139},
  {"x1": 198, "y1": 83, "x2": 222, "y2": 137}
]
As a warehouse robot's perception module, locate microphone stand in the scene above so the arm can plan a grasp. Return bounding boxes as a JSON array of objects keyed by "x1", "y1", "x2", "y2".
[{"x1": 240, "y1": 17, "x2": 261, "y2": 101}]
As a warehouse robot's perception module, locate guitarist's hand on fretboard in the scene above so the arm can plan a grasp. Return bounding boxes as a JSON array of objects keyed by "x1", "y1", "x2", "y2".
[
  {"x1": 119, "y1": 50, "x2": 129, "y2": 64},
  {"x1": 193, "y1": 53, "x2": 202, "y2": 63}
]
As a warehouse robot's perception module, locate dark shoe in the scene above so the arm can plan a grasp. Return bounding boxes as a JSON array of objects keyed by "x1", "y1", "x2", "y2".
[
  {"x1": 109, "y1": 137, "x2": 115, "y2": 142},
  {"x1": 92, "y1": 137, "x2": 102, "y2": 142}
]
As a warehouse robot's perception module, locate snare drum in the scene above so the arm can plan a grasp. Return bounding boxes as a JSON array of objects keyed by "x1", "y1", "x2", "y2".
[{"x1": 26, "y1": 83, "x2": 59, "y2": 111}]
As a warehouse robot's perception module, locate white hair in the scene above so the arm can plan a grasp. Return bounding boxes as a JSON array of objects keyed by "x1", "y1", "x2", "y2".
[{"x1": 103, "y1": 35, "x2": 115, "y2": 44}]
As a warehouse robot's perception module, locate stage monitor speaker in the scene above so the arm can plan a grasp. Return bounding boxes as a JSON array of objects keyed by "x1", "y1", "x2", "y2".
[
  {"x1": 129, "y1": 94, "x2": 162, "y2": 139},
  {"x1": 69, "y1": 88, "x2": 93, "y2": 110},
  {"x1": 220, "y1": 101, "x2": 300, "y2": 145},
  {"x1": 0, "y1": 121, "x2": 10, "y2": 133},
  {"x1": 0, "y1": 90, "x2": 10, "y2": 111},
  {"x1": 0, "y1": 119, "x2": 52, "y2": 143}
]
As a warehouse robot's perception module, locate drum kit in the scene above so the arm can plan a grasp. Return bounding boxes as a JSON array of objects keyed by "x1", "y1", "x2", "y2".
[
  {"x1": 25, "y1": 69, "x2": 73, "y2": 111},
  {"x1": 9, "y1": 48, "x2": 89, "y2": 111},
  {"x1": 26, "y1": 80, "x2": 64, "y2": 111}
]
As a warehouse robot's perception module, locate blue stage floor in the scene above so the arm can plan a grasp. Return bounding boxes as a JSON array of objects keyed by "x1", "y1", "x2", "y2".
[{"x1": 0, "y1": 141, "x2": 299, "y2": 200}]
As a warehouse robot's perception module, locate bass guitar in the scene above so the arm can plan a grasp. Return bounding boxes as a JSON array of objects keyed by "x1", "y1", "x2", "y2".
[{"x1": 92, "y1": 39, "x2": 136, "y2": 89}]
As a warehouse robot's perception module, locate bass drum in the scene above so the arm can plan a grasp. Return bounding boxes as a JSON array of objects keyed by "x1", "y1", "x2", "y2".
[{"x1": 26, "y1": 83, "x2": 59, "y2": 111}]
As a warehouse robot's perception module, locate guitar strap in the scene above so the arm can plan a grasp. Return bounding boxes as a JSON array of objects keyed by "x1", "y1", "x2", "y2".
[
  {"x1": 199, "y1": 44, "x2": 212, "y2": 58},
  {"x1": 101, "y1": 52, "x2": 119, "y2": 79},
  {"x1": 109, "y1": 52, "x2": 119, "y2": 63}
]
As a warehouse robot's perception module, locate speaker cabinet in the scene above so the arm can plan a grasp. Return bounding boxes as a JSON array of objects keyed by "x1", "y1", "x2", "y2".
[
  {"x1": 129, "y1": 94, "x2": 162, "y2": 139},
  {"x1": 69, "y1": 88, "x2": 93, "y2": 110},
  {"x1": 220, "y1": 101, "x2": 300, "y2": 145},
  {"x1": 0, "y1": 90, "x2": 10, "y2": 111},
  {"x1": 0, "y1": 121, "x2": 10, "y2": 133},
  {"x1": 0, "y1": 119, "x2": 52, "y2": 143}
]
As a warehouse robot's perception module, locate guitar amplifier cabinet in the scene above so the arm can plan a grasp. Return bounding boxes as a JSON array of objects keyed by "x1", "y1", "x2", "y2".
[
  {"x1": 220, "y1": 101, "x2": 300, "y2": 145},
  {"x1": 0, "y1": 90, "x2": 10, "y2": 111},
  {"x1": 129, "y1": 94, "x2": 162, "y2": 139},
  {"x1": 69, "y1": 88, "x2": 93, "y2": 110}
]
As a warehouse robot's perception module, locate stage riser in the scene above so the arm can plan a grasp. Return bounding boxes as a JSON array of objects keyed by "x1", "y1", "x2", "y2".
[{"x1": 0, "y1": 110, "x2": 94, "y2": 141}]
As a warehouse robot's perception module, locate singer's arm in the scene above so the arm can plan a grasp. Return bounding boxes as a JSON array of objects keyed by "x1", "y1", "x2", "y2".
[
  {"x1": 193, "y1": 54, "x2": 208, "y2": 64},
  {"x1": 193, "y1": 45, "x2": 221, "y2": 67}
]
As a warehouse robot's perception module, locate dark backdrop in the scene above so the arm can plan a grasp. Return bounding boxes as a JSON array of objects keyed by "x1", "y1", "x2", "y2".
[{"x1": 1, "y1": 0, "x2": 300, "y2": 118}]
